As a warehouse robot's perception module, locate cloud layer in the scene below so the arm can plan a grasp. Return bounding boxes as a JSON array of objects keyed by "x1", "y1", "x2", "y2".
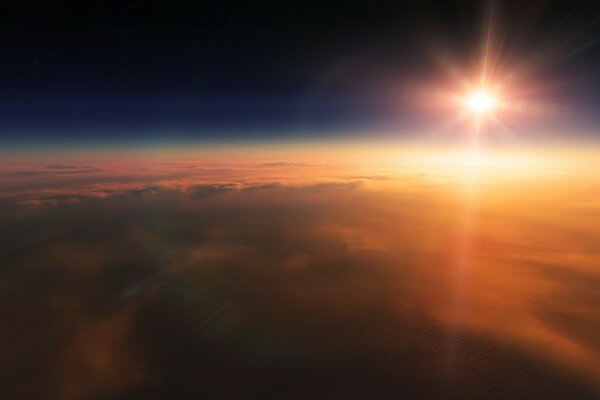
[{"x1": 1, "y1": 160, "x2": 600, "y2": 399}]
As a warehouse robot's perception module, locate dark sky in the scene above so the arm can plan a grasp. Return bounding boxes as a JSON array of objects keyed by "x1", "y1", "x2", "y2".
[{"x1": 1, "y1": 0, "x2": 599, "y2": 142}]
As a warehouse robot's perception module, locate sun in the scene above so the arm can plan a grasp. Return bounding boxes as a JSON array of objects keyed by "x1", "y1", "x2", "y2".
[{"x1": 463, "y1": 89, "x2": 498, "y2": 116}]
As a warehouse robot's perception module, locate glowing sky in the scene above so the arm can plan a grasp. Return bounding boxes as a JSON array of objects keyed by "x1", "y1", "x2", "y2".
[{"x1": 2, "y1": 1, "x2": 600, "y2": 399}]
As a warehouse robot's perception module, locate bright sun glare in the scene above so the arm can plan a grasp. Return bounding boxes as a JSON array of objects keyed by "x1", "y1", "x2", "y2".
[{"x1": 464, "y1": 90, "x2": 498, "y2": 116}]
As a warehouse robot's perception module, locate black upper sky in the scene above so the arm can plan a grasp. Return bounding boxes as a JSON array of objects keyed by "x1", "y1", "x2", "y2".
[{"x1": 1, "y1": 0, "x2": 599, "y2": 142}]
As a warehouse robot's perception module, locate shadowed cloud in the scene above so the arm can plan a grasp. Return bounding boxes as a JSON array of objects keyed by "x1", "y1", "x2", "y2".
[{"x1": 1, "y1": 160, "x2": 600, "y2": 399}]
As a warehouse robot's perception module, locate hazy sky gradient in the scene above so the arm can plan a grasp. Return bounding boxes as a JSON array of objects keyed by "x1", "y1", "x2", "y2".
[{"x1": 1, "y1": 0, "x2": 599, "y2": 143}]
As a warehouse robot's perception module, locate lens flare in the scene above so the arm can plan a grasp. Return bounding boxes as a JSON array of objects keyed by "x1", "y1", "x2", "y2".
[{"x1": 464, "y1": 90, "x2": 497, "y2": 116}]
